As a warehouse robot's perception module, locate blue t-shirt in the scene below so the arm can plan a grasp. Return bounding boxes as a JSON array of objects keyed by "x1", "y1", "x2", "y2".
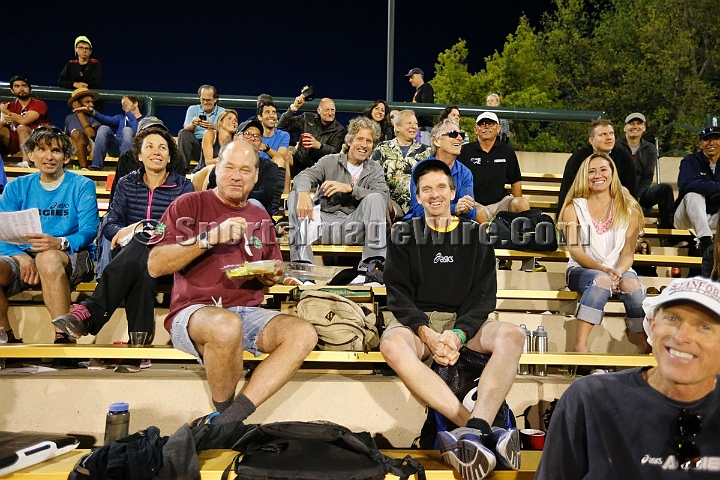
[
  {"x1": 183, "y1": 105, "x2": 225, "y2": 140},
  {"x1": 262, "y1": 128, "x2": 290, "y2": 161},
  {"x1": 403, "y1": 157, "x2": 477, "y2": 221},
  {"x1": 64, "y1": 113, "x2": 100, "y2": 135},
  {"x1": 0, "y1": 172, "x2": 99, "y2": 259}
]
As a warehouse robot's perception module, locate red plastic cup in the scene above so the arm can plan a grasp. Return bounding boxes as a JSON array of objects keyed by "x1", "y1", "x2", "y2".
[
  {"x1": 671, "y1": 267, "x2": 681, "y2": 278},
  {"x1": 105, "y1": 173, "x2": 115, "y2": 191},
  {"x1": 301, "y1": 133, "x2": 312, "y2": 148},
  {"x1": 520, "y1": 429, "x2": 546, "y2": 450}
]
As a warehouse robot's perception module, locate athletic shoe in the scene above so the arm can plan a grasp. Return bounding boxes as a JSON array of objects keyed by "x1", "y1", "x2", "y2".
[
  {"x1": 491, "y1": 427, "x2": 521, "y2": 470},
  {"x1": 498, "y1": 260, "x2": 512, "y2": 271},
  {"x1": 190, "y1": 411, "x2": 221, "y2": 428},
  {"x1": 532, "y1": 261, "x2": 547, "y2": 273},
  {"x1": 437, "y1": 427, "x2": 496, "y2": 480},
  {"x1": 114, "y1": 363, "x2": 141, "y2": 373},
  {"x1": 140, "y1": 359, "x2": 152, "y2": 369},
  {"x1": 51, "y1": 304, "x2": 91, "y2": 338}
]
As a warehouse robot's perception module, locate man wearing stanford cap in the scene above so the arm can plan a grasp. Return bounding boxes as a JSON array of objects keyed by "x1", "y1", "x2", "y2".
[{"x1": 537, "y1": 276, "x2": 720, "y2": 479}]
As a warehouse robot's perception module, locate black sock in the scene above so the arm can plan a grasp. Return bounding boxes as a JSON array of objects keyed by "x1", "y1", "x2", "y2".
[
  {"x1": 214, "y1": 393, "x2": 256, "y2": 425},
  {"x1": 6, "y1": 329, "x2": 17, "y2": 342},
  {"x1": 466, "y1": 417, "x2": 493, "y2": 437},
  {"x1": 213, "y1": 397, "x2": 233, "y2": 413}
]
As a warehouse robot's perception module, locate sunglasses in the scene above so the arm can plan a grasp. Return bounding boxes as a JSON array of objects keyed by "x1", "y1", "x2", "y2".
[
  {"x1": 35, "y1": 125, "x2": 67, "y2": 136},
  {"x1": 676, "y1": 409, "x2": 702, "y2": 469},
  {"x1": 440, "y1": 130, "x2": 466, "y2": 140}
]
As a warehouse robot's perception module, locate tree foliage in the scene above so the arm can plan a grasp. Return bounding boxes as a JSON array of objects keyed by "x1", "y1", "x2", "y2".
[{"x1": 430, "y1": 0, "x2": 720, "y2": 152}]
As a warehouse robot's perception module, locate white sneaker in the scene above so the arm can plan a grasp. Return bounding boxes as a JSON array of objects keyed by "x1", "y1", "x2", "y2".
[
  {"x1": 437, "y1": 427, "x2": 496, "y2": 480},
  {"x1": 492, "y1": 427, "x2": 521, "y2": 470}
]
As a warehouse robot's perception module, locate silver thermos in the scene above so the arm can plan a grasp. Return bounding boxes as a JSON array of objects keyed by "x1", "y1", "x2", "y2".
[
  {"x1": 533, "y1": 325, "x2": 548, "y2": 376},
  {"x1": 518, "y1": 324, "x2": 531, "y2": 375}
]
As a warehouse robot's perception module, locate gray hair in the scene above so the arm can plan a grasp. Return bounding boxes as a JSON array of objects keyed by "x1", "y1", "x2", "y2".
[
  {"x1": 345, "y1": 116, "x2": 381, "y2": 146},
  {"x1": 429, "y1": 119, "x2": 461, "y2": 156}
]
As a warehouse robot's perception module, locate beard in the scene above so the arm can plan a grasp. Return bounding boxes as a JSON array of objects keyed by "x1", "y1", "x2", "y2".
[{"x1": 15, "y1": 92, "x2": 30, "y2": 100}]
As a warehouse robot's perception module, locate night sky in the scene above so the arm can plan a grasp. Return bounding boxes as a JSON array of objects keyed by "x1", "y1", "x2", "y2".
[{"x1": 3, "y1": 0, "x2": 555, "y2": 132}]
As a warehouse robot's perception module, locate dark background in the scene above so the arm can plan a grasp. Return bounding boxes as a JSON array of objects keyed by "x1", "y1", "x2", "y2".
[{"x1": 2, "y1": 0, "x2": 555, "y2": 132}]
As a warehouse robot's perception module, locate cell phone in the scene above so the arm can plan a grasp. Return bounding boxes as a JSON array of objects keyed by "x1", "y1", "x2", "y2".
[{"x1": 199, "y1": 114, "x2": 207, "y2": 121}]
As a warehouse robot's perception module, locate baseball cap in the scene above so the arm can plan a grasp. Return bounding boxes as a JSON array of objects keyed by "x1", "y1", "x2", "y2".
[
  {"x1": 237, "y1": 119, "x2": 263, "y2": 134},
  {"x1": 700, "y1": 126, "x2": 720, "y2": 140},
  {"x1": 642, "y1": 277, "x2": 720, "y2": 344},
  {"x1": 412, "y1": 159, "x2": 452, "y2": 185},
  {"x1": 405, "y1": 68, "x2": 424, "y2": 77},
  {"x1": 625, "y1": 112, "x2": 646, "y2": 124},
  {"x1": 137, "y1": 116, "x2": 168, "y2": 132},
  {"x1": 9, "y1": 75, "x2": 30, "y2": 89},
  {"x1": 476, "y1": 112, "x2": 499, "y2": 124},
  {"x1": 74, "y1": 35, "x2": 92, "y2": 49}
]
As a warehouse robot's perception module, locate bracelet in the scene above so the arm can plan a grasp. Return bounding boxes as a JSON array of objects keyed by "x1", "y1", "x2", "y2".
[{"x1": 452, "y1": 328, "x2": 467, "y2": 345}]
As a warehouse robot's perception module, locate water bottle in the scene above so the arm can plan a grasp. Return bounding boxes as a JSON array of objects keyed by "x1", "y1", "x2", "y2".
[
  {"x1": 0, "y1": 327, "x2": 7, "y2": 369},
  {"x1": 533, "y1": 325, "x2": 548, "y2": 376},
  {"x1": 104, "y1": 402, "x2": 130, "y2": 445},
  {"x1": 517, "y1": 324, "x2": 531, "y2": 375}
]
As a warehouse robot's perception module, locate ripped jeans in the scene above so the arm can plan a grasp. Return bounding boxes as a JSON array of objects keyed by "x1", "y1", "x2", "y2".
[{"x1": 567, "y1": 267, "x2": 646, "y2": 333}]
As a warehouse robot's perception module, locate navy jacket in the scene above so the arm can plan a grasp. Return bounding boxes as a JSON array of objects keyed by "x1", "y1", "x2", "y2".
[
  {"x1": 676, "y1": 151, "x2": 720, "y2": 215},
  {"x1": 103, "y1": 168, "x2": 194, "y2": 241}
]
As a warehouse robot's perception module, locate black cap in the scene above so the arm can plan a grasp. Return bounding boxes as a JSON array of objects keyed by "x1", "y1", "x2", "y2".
[
  {"x1": 701, "y1": 126, "x2": 720, "y2": 140},
  {"x1": 412, "y1": 159, "x2": 452, "y2": 185},
  {"x1": 9, "y1": 75, "x2": 30, "y2": 88},
  {"x1": 237, "y1": 119, "x2": 263, "y2": 135},
  {"x1": 405, "y1": 68, "x2": 424, "y2": 77}
]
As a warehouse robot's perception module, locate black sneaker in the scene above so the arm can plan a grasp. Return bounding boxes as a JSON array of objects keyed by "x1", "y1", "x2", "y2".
[
  {"x1": 52, "y1": 304, "x2": 92, "y2": 338},
  {"x1": 52, "y1": 333, "x2": 81, "y2": 369}
]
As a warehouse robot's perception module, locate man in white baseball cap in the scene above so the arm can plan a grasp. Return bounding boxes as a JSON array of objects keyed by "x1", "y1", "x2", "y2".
[{"x1": 538, "y1": 276, "x2": 720, "y2": 478}]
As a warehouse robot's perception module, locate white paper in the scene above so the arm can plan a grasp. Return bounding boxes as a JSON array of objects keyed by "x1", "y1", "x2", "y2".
[
  {"x1": 2, "y1": 365, "x2": 57, "y2": 374},
  {"x1": 0, "y1": 208, "x2": 42, "y2": 244},
  {"x1": 299, "y1": 205, "x2": 323, "y2": 245}
]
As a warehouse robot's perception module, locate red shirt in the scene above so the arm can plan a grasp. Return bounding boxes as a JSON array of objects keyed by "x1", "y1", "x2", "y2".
[
  {"x1": 150, "y1": 190, "x2": 281, "y2": 332},
  {"x1": 8, "y1": 98, "x2": 50, "y2": 130}
]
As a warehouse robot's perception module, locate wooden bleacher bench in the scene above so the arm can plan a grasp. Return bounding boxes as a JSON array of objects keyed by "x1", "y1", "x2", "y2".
[
  {"x1": 0, "y1": 342, "x2": 657, "y2": 367},
  {"x1": 3, "y1": 448, "x2": 543, "y2": 479},
  {"x1": 4, "y1": 166, "x2": 112, "y2": 182}
]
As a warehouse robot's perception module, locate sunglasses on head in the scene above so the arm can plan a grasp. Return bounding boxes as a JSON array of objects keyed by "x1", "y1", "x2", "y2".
[
  {"x1": 440, "y1": 130, "x2": 466, "y2": 140},
  {"x1": 676, "y1": 409, "x2": 702, "y2": 469},
  {"x1": 35, "y1": 125, "x2": 66, "y2": 136}
]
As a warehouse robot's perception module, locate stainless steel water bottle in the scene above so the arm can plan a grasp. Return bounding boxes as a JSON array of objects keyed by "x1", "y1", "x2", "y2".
[
  {"x1": 533, "y1": 325, "x2": 548, "y2": 376},
  {"x1": 518, "y1": 324, "x2": 531, "y2": 375}
]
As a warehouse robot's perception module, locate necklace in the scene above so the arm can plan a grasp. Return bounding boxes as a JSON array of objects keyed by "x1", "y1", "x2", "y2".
[{"x1": 589, "y1": 198, "x2": 613, "y2": 223}]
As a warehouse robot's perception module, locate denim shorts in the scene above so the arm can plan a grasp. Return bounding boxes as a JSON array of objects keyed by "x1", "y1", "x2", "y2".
[
  {"x1": 170, "y1": 304, "x2": 282, "y2": 363},
  {"x1": 0, "y1": 251, "x2": 93, "y2": 297}
]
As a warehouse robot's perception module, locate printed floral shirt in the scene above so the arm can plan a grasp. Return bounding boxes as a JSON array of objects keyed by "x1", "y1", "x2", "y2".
[{"x1": 371, "y1": 139, "x2": 431, "y2": 212}]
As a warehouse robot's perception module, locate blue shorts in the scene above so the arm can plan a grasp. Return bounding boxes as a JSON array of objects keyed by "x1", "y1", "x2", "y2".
[{"x1": 170, "y1": 304, "x2": 282, "y2": 363}]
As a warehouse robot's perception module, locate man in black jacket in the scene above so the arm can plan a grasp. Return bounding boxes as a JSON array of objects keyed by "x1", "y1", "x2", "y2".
[
  {"x1": 277, "y1": 96, "x2": 346, "y2": 178},
  {"x1": 557, "y1": 119, "x2": 638, "y2": 214},
  {"x1": 381, "y1": 159, "x2": 524, "y2": 480},
  {"x1": 618, "y1": 112, "x2": 675, "y2": 231},
  {"x1": 406, "y1": 67, "x2": 435, "y2": 144}
]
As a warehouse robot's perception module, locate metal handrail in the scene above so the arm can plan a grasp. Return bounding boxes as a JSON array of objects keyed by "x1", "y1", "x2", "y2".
[{"x1": 0, "y1": 82, "x2": 604, "y2": 123}]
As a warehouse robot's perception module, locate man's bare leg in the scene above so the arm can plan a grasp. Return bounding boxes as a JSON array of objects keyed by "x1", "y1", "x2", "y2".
[
  {"x1": 16, "y1": 125, "x2": 31, "y2": 162},
  {"x1": 35, "y1": 251, "x2": 72, "y2": 335},
  {"x1": 380, "y1": 327, "x2": 470, "y2": 426},
  {"x1": 188, "y1": 306, "x2": 245, "y2": 405},
  {"x1": 465, "y1": 321, "x2": 525, "y2": 423},
  {"x1": 244, "y1": 314, "x2": 317, "y2": 405},
  {"x1": 0, "y1": 261, "x2": 14, "y2": 332}
]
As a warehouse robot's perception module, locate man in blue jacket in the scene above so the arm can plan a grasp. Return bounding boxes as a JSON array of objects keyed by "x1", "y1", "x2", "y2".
[
  {"x1": 674, "y1": 126, "x2": 720, "y2": 255},
  {"x1": 74, "y1": 94, "x2": 144, "y2": 170},
  {"x1": 0, "y1": 126, "x2": 98, "y2": 344}
]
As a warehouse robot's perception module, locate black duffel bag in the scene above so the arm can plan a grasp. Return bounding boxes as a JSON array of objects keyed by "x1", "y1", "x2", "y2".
[
  {"x1": 222, "y1": 421, "x2": 425, "y2": 480},
  {"x1": 487, "y1": 208, "x2": 558, "y2": 251}
]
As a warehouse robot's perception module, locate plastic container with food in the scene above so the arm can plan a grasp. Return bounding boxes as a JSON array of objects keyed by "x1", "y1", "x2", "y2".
[{"x1": 223, "y1": 260, "x2": 279, "y2": 279}]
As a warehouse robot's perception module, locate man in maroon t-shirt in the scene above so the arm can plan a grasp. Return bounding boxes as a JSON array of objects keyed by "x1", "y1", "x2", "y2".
[
  {"x1": 0, "y1": 76, "x2": 50, "y2": 165},
  {"x1": 148, "y1": 139, "x2": 317, "y2": 426}
]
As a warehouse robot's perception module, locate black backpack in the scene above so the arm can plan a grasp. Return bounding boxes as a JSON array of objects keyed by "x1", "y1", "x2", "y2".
[
  {"x1": 221, "y1": 421, "x2": 425, "y2": 480},
  {"x1": 488, "y1": 208, "x2": 558, "y2": 251},
  {"x1": 415, "y1": 347, "x2": 516, "y2": 450}
]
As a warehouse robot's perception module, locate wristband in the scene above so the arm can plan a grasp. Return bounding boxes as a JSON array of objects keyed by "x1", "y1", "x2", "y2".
[{"x1": 452, "y1": 328, "x2": 467, "y2": 345}]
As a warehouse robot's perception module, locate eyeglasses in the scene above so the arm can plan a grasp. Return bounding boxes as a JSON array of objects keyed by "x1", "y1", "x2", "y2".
[
  {"x1": 676, "y1": 409, "x2": 702, "y2": 469},
  {"x1": 242, "y1": 131, "x2": 262, "y2": 140},
  {"x1": 200, "y1": 98, "x2": 215, "y2": 104},
  {"x1": 35, "y1": 125, "x2": 66, "y2": 136},
  {"x1": 440, "y1": 130, "x2": 466, "y2": 140}
]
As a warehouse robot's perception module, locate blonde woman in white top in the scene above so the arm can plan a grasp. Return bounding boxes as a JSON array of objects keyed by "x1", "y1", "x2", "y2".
[{"x1": 559, "y1": 153, "x2": 649, "y2": 353}]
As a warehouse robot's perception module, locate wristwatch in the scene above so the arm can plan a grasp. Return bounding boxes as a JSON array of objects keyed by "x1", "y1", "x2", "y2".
[
  {"x1": 198, "y1": 231, "x2": 213, "y2": 250},
  {"x1": 59, "y1": 237, "x2": 70, "y2": 251}
]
